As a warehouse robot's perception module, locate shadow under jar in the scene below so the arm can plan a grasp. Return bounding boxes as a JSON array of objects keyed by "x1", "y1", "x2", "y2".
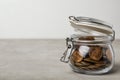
[{"x1": 60, "y1": 16, "x2": 115, "y2": 75}]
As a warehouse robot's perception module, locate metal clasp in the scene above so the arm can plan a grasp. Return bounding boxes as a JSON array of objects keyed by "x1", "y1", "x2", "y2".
[{"x1": 60, "y1": 38, "x2": 73, "y2": 63}]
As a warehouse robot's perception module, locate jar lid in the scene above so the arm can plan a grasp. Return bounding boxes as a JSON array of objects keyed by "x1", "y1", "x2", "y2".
[{"x1": 69, "y1": 16, "x2": 115, "y2": 41}]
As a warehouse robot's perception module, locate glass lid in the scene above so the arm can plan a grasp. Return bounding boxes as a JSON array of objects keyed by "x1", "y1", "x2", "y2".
[{"x1": 69, "y1": 16, "x2": 115, "y2": 41}]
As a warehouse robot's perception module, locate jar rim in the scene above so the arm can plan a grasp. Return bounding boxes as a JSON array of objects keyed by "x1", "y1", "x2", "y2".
[{"x1": 71, "y1": 34, "x2": 113, "y2": 44}]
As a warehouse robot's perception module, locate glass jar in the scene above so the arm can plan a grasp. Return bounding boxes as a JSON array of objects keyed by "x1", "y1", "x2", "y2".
[{"x1": 60, "y1": 16, "x2": 115, "y2": 75}]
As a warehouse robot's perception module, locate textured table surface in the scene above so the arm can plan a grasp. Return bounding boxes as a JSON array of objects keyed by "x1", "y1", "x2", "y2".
[{"x1": 0, "y1": 39, "x2": 120, "y2": 80}]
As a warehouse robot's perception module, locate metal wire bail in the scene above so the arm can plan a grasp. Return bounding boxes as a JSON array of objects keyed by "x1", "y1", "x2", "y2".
[{"x1": 60, "y1": 38, "x2": 73, "y2": 63}]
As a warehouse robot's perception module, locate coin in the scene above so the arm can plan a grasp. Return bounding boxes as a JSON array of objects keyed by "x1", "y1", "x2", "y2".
[
  {"x1": 71, "y1": 49, "x2": 83, "y2": 63},
  {"x1": 83, "y1": 58, "x2": 99, "y2": 64},
  {"x1": 75, "y1": 61, "x2": 91, "y2": 67},
  {"x1": 89, "y1": 46, "x2": 103, "y2": 61}
]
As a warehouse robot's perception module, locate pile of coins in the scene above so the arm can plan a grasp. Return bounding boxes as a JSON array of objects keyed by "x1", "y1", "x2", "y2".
[{"x1": 70, "y1": 36, "x2": 111, "y2": 71}]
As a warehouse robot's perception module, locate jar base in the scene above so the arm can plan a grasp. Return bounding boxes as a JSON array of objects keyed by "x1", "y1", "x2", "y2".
[{"x1": 69, "y1": 64, "x2": 113, "y2": 75}]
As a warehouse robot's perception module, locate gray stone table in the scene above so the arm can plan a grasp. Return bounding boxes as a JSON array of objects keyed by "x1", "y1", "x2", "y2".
[{"x1": 0, "y1": 39, "x2": 120, "y2": 80}]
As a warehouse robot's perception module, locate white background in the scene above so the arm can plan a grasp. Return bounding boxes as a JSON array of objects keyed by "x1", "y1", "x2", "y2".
[{"x1": 0, "y1": 0, "x2": 120, "y2": 39}]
